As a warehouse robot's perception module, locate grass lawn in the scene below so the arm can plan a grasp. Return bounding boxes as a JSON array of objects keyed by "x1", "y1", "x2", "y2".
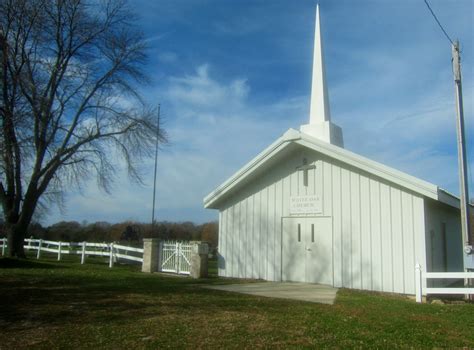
[{"x1": 1, "y1": 255, "x2": 473, "y2": 349}]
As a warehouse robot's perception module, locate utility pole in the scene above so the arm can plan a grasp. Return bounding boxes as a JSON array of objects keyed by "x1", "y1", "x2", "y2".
[
  {"x1": 451, "y1": 40, "x2": 471, "y2": 247},
  {"x1": 151, "y1": 104, "x2": 161, "y2": 231}
]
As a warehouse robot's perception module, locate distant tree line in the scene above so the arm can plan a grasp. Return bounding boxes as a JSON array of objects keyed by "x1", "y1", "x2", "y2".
[{"x1": 0, "y1": 220, "x2": 218, "y2": 249}]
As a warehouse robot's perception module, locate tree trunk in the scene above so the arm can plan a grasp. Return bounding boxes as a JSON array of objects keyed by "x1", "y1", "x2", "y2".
[{"x1": 6, "y1": 223, "x2": 27, "y2": 258}]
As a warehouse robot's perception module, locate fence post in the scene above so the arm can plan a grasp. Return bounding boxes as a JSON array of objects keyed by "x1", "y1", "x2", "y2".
[
  {"x1": 1, "y1": 238, "x2": 5, "y2": 256},
  {"x1": 57, "y1": 241, "x2": 62, "y2": 261},
  {"x1": 109, "y1": 243, "x2": 114, "y2": 268},
  {"x1": 190, "y1": 242, "x2": 209, "y2": 278},
  {"x1": 37, "y1": 239, "x2": 42, "y2": 259},
  {"x1": 415, "y1": 262, "x2": 422, "y2": 303},
  {"x1": 142, "y1": 239, "x2": 160, "y2": 273},
  {"x1": 157, "y1": 241, "x2": 163, "y2": 272},
  {"x1": 81, "y1": 242, "x2": 86, "y2": 264},
  {"x1": 175, "y1": 242, "x2": 179, "y2": 273},
  {"x1": 113, "y1": 243, "x2": 118, "y2": 263}
]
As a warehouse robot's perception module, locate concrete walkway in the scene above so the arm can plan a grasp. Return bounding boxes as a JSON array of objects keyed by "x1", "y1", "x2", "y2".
[{"x1": 205, "y1": 282, "x2": 338, "y2": 305}]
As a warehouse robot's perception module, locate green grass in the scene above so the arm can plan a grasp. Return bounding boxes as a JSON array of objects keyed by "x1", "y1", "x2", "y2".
[{"x1": 1, "y1": 255, "x2": 473, "y2": 349}]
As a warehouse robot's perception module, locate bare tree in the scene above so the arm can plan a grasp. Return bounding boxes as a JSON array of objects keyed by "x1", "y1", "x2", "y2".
[
  {"x1": 201, "y1": 221, "x2": 218, "y2": 248},
  {"x1": 0, "y1": 0, "x2": 166, "y2": 257}
]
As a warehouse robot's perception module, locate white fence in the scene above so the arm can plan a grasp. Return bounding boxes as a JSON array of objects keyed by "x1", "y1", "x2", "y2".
[
  {"x1": 0, "y1": 238, "x2": 143, "y2": 267},
  {"x1": 415, "y1": 263, "x2": 474, "y2": 302},
  {"x1": 160, "y1": 241, "x2": 192, "y2": 275}
]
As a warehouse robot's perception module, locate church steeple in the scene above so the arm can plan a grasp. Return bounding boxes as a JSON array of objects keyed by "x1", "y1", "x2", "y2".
[
  {"x1": 310, "y1": 4, "x2": 331, "y2": 123},
  {"x1": 300, "y1": 4, "x2": 344, "y2": 147}
]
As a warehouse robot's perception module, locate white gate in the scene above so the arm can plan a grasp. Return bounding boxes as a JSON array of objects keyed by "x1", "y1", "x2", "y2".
[{"x1": 160, "y1": 241, "x2": 192, "y2": 275}]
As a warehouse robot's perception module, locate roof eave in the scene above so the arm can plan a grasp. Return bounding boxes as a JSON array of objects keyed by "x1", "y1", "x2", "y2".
[
  {"x1": 204, "y1": 129, "x2": 452, "y2": 210},
  {"x1": 203, "y1": 129, "x2": 300, "y2": 209},
  {"x1": 437, "y1": 188, "x2": 461, "y2": 209},
  {"x1": 296, "y1": 133, "x2": 439, "y2": 201}
]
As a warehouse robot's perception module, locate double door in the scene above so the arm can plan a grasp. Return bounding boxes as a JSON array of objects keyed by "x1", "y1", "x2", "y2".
[{"x1": 282, "y1": 217, "x2": 332, "y2": 284}]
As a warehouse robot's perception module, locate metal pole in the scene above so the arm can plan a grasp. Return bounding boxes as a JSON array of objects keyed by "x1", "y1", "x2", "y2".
[
  {"x1": 151, "y1": 105, "x2": 160, "y2": 230},
  {"x1": 451, "y1": 40, "x2": 471, "y2": 246}
]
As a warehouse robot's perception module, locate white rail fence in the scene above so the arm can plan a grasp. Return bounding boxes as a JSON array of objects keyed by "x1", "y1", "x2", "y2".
[
  {"x1": 415, "y1": 263, "x2": 474, "y2": 302},
  {"x1": 0, "y1": 238, "x2": 143, "y2": 267}
]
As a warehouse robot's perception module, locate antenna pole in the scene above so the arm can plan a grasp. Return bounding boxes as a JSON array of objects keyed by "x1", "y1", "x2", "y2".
[
  {"x1": 151, "y1": 104, "x2": 161, "y2": 230},
  {"x1": 452, "y1": 41, "x2": 471, "y2": 246}
]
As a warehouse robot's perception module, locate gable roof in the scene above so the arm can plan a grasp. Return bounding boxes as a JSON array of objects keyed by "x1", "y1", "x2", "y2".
[{"x1": 203, "y1": 128, "x2": 458, "y2": 209}]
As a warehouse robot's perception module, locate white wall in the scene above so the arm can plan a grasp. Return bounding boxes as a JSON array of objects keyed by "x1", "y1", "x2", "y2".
[
  {"x1": 217, "y1": 145, "x2": 428, "y2": 295},
  {"x1": 424, "y1": 199, "x2": 463, "y2": 273}
]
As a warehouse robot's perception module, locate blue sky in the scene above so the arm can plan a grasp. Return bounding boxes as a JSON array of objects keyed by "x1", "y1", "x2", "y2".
[{"x1": 47, "y1": 0, "x2": 473, "y2": 225}]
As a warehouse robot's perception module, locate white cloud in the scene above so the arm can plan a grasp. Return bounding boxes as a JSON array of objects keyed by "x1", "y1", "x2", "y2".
[{"x1": 167, "y1": 64, "x2": 250, "y2": 114}]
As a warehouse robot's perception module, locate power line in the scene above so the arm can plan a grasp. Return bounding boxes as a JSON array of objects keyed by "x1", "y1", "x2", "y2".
[{"x1": 423, "y1": 0, "x2": 454, "y2": 45}]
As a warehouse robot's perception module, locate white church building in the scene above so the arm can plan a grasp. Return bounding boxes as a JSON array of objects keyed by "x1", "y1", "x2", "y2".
[{"x1": 204, "y1": 6, "x2": 463, "y2": 295}]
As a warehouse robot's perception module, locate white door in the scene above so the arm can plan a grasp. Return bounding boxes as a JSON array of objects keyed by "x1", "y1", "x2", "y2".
[
  {"x1": 282, "y1": 217, "x2": 333, "y2": 284},
  {"x1": 282, "y1": 218, "x2": 306, "y2": 282}
]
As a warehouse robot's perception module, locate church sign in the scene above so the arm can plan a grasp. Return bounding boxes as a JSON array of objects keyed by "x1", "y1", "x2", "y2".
[{"x1": 290, "y1": 195, "x2": 322, "y2": 215}]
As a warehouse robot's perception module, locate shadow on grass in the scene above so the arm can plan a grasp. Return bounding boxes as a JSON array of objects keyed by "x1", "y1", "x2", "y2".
[
  {"x1": 0, "y1": 258, "x2": 67, "y2": 269},
  {"x1": 1, "y1": 256, "x2": 474, "y2": 349},
  {"x1": 0, "y1": 271, "x2": 266, "y2": 329},
  {"x1": 0, "y1": 255, "x2": 285, "y2": 333}
]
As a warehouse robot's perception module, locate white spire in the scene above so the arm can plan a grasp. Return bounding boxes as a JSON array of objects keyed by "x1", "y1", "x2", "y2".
[
  {"x1": 309, "y1": 4, "x2": 331, "y2": 123},
  {"x1": 300, "y1": 4, "x2": 344, "y2": 148}
]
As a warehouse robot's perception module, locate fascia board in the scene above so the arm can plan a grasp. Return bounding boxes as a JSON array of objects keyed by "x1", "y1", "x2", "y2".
[
  {"x1": 204, "y1": 128, "x2": 456, "y2": 210},
  {"x1": 296, "y1": 134, "x2": 439, "y2": 200},
  {"x1": 203, "y1": 130, "x2": 298, "y2": 208},
  {"x1": 437, "y1": 189, "x2": 460, "y2": 209}
]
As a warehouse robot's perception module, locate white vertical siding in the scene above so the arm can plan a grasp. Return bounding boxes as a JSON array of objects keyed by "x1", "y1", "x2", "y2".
[
  {"x1": 413, "y1": 196, "x2": 427, "y2": 291},
  {"x1": 360, "y1": 175, "x2": 371, "y2": 290},
  {"x1": 260, "y1": 187, "x2": 268, "y2": 279},
  {"x1": 229, "y1": 205, "x2": 235, "y2": 277},
  {"x1": 220, "y1": 206, "x2": 229, "y2": 277},
  {"x1": 274, "y1": 179, "x2": 283, "y2": 280},
  {"x1": 235, "y1": 201, "x2": 242, "y2": 278},
  {"x1": 391, "y1": 188, "x2": 404, "y2": 293},
  {"x1": 249, "y1": 194, "x2": 257, "y2": 279},
  {"x1": 254, "y1": 191, "x2": 261, "y2": 279},
  {"x1": 323, "y1": 162, "x2": 334, "y2": 285},
  {"x1": 350, "y1": 172, "x2": 361, "y2": 289},
  {"x1": 225, "y1": 207, "x2": 230, "y2": 277},
  {"x1": 314, "y1": 158, "x2": 322, "y2": 199},
  {"x1": 267, "y1": 184, "x2": 275, "y2": 281},
  {"x1": 380, "y1": 183, "x2": 393, "y2": 292},
  {"x1": 218, "y1": 210, "x2": 225, "y2": 276},
  {"x1": 291, "y1": 166, "x2": 298, "y2": 196},
  {"x1": 244, "y1": 197, "x2": 250, "y2": 278},
  {"x1": 332, "y1": 165, "x2": 342, "y2": 287},
  {"x1": 323, "y1": 161, "x2": 333, "y2": 216},
  {"x1": 401, "y1": 192, "x2": 415, "y2": 293},
  {"x1": 369, "y1": 179, "x2": 382, "y2": 291},
  {"x1": 251, "y1": 194, "x2": 258, "y2": 279},
  {"x1": 341, "y1": 168, "x2": 351, "y2": 287},
  {"x1": 217, "y1": 147, "x2": 428, "y2": 295}
]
